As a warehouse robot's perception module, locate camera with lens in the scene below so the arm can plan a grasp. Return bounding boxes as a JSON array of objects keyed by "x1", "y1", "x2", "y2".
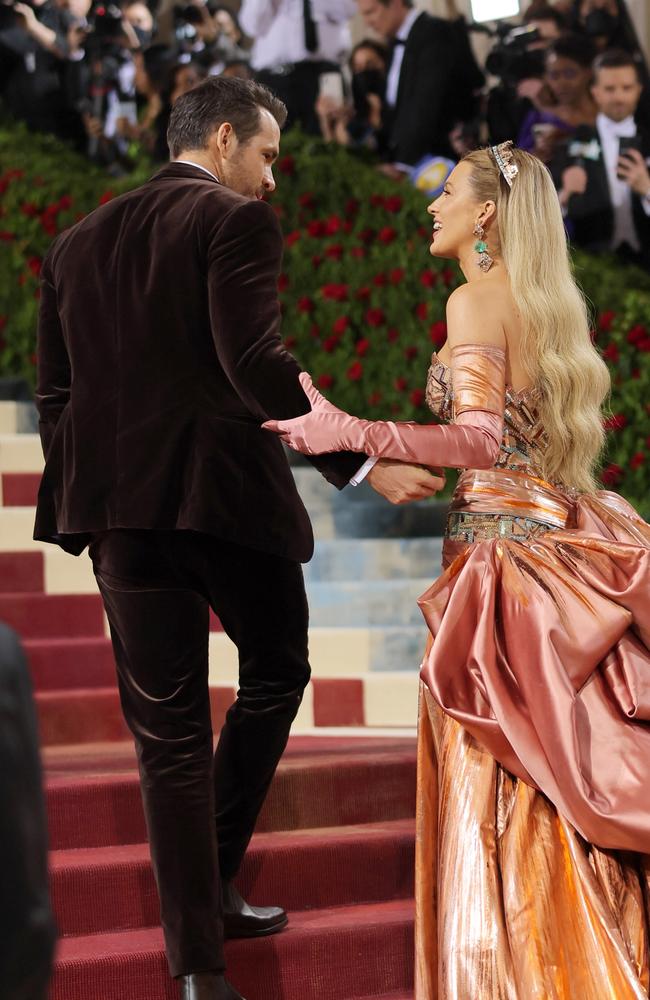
[{"x1": 485, "y1": 24, "x2": 546, "y2": 84}]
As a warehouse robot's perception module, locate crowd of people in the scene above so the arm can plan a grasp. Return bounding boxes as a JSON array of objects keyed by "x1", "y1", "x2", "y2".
[{"x1": 1, "y1": 0, "x2": 649, "y2": 264}]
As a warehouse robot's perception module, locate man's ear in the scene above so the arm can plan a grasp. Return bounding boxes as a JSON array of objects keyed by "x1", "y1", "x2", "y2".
[{"x1": 214, "y1": 121, "x2": 235, "y2": 159}]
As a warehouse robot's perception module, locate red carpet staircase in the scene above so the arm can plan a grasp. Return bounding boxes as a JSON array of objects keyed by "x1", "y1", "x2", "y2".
[{"x1": 0, "y1": 421, "x2": 418, "y2": 1000}]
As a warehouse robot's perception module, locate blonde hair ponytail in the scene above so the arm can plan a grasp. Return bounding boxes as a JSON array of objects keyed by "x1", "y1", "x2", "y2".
[{"x1": 463, "y1": 147, "x2": 610, "y2": 493}]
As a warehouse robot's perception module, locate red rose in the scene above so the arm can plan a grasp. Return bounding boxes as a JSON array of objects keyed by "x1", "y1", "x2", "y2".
[
  {"x1": 626, "y1": 324, "x2": 647, "y2": 345},
  {"x1": 356, "y1": 286, "x2": 371, "y2": 302},
  {"x1": 308, "y1": 220, "x2": 326, "y2": 237},
  {"x1": 598, "y1": 310, "x2": 616, "y2": 333},
  {"x1": 323, "y1": 336, "x2": 339, "y2": 353},
  {"x1": 601, "y1": 463, "x2": 623, "y2": 486},
  {"x1": 350, "y1": 247, "x2": 366, "y2": 259},
  {"x1": 602, "y1": 342, "x2": 619, "y2": 363},
  {"x1": 378, "y1": 226, "x2": 397, "y2": 245},
  {"x1": 317, "y1": 374, "x2": 334, "y2": 389},
  {"x1": 365, "y1": 308, "x2": 385, "y2": 327},
  {"x1": 298, "y1": 192, "x2": 315, "y2": 208},
  {"x1": 325, "y1": 243, "x2": 343, "y2": 260},
  {"x1": 368, "y1": 391, "x2": 382, "y2": 406},
  {"x1": 345, "y1": 198, "x2": 360, "y2": 217},
  {"x1": 99, "y1": 190, "x2": 114, "y2": 205},
  {"x1": 343, "y1": 221, "x2": 353, "y2": 234},
  {"x1": 57, "y1": 195, "x2": 73, "y2": 211},
  {"x1": 284, "y1": 336, "x2": 297, "y2": 349},
  {"x1": 373, "y1": 273, "x2": 387, "y2": 287},
  {"x1": 410, "y1": 388, "x2": 425, "y2": 407},
  {"x1": 387, "y1": 328, "x2": 399, "y2": 343},
  {"x1": 356, "y1": 338, "x2": 370, "y2": 357},
  {"x1": 312, "y1": 254, "x2": 323, "y2": 269},
  {"x1": 420, "y1": 270, "x2": 437, "y2": 288},
  {"x1": 322, "y1": 284, "x2": 349, "y2": 302},
  {"x1": 27, "y1": 257, "x2": 42, "y2": 278},
  {"x1": 603, "y1": 413, "x2": 627, "y2": 431},
  {"x1": 441, "y1": 267, "x2": 454, "y2": 287},
  {"x1": 395, "y1": 376, "x2": 408, "y2": 392},
  {"x1": 277, "y1": 155, "x2": 295, "y2": 176},
  {"x1": 415, "y1": 302, "x2": 428, "y2": 321},
  {"x1": 359, "y1": 227, "x2": 375, "y2": 245},
  {"x1": 20, "y1": 202, "x2": 39, "y2": 217},
  {"x1": 325, "y1": 215, "x2": 342, "y2": 235},
  {"x1": 405, "y1": 346, "x2": 418, "y2": 360},
  {"x1": 347, "y1": 361, "x2": 363, "y2": 381},
  {"x1": 384, "y1": 194, "x2": 403, "y2": 213},
  {"x1": 389, "y1": 268, "x2": 405, "y2": 285},
  {"x1": 639, "y1": 338, "x2": 650, "y2": 352},
  {"x1": 429, "y1": 321, "x2": 447, "y2": 346},
  {"x1": 332, "y1": 315, "x2": 349, "y2": 335},
  {"x1": 370, "y1": 194, "x2": 385, "y2": 208},
  {"x1": 285, "y1": 230, "x2": 301, "y2": 247},
  {"x1": 0, "y1": 231, "x2": 15, "y2": 242},
  {"x1": 630, "y1": 451, "x2": 645, "y2": 470},
  {"x1": 632, "y1": 368, "x2": 641, "y2": 379},
  {"x1": 278, "y1": 273, "x2": 290, "y2": 292},
  {"x1": 310, "y1": 324, "x2": 320, "y2": 339},
  {"x1": 298, "y1": 297, "x2": 315, "y2": 314}
]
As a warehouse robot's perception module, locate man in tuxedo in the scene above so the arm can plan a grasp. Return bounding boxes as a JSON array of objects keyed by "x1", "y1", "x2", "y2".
[
  {"x1": 357, "y1": 0, "x2": 483, "y2": 169},
  {"x1": 35, "y1": 76, "x2": 443, "y2": 1000},
  {"x1": 553, "y1": 48, "x2": 650, "y2": 267}
]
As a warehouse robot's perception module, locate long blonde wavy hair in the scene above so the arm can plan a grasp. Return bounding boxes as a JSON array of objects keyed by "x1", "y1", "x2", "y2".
[{"x1": 462, "y1": 147, "x2": 610, "y2": 493}]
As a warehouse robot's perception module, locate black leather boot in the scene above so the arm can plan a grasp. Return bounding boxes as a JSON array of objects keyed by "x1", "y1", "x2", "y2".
[
  {"x1": 222, "y1": 881, "x2": 288, "y2": 939},
  {"x1": 178, "y1": 973, "x2": 246, "y2": 1000}
]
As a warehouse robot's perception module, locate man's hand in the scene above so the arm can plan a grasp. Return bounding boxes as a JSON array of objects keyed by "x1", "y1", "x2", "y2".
[
  {"x1": 616, "y1": 148, "x2": 650, "y2": 198},
  {"x1": 367, "y1": 459, "x2": 446, "y2": 505}
]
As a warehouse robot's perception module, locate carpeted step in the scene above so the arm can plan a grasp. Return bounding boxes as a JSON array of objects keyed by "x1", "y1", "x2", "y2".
[
  {"x1": 26, "y1": 636, "x2": 116, "y2": 690},
  {"x1": 0, "y1": 550, "x2": 43, "y2": 592},
  {"x1": 51, "y1": 900, "x2": 414, "y2": 1000},
  {"x1": 1, "y1": 471, "x2": 40, "y2": 506},
  {"x1": 45, "y1": 739, "x2": 416, "y2": 850},
  {"x1": 0, "y1": 591, "x2": 105, "y2": 638},
  {"x1": 36, "y1": 686, "x2": 236, "y2": 746},
  {"x1": 50, "y1": 819, "x2": 415, "y2": 937}
]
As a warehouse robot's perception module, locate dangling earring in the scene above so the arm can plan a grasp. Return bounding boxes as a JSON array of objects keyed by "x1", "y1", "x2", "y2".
[{"x1": 473, "y1": 222, "x2": 493, "y2": 273}]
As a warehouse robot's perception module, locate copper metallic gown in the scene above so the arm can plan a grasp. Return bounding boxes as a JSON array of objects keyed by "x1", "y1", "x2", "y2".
[{"x1": 415, "y1": 351, "x2": 650, "y2": 999}]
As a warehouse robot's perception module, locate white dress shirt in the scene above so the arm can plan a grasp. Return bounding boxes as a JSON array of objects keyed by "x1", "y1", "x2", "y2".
[
  {"x1": 385, "y1": 6, "x2": 421, "y2": 109},
  {"x1": 239, "y1": 0, "x2": 356, "y2": 72},
  {"x1": 596, "y1": 112, "x2": 650, "y2": 252},
  {"x1": 172, "y1": 159, "x2": 374, "y2": 485}
]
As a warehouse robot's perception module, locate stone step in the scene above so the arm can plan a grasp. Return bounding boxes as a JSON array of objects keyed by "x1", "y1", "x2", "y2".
[
  {"x1": 304, "y1": 537, "x2": 442, "y2": 582},
  {"x1": 0, "y1": 401, "x2": 37, "y2": 435},
  {"x1": 307, "y1": 578, "x2": 431, "y2": 627}
]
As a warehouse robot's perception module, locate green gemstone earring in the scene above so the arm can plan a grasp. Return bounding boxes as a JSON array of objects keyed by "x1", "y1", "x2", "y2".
[{"x1": 473, "y1": 222, "x2": 493, "y2": 273}]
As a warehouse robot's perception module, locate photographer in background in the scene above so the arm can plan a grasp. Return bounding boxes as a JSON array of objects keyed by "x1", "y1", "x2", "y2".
[
  {"x1": 316, "y1": 38, "x2": 387, "y2": 151},
  {"x1": 553, "y1": 48, "x2": 650, "y2": 267},
  {"x1": 0, "y1": 0, "x2": 85, "y2": 144},
  {"x1": 517, "y1": 33, "x2": 596, "y2": 161},
  {"x1": 239, "y1": 0, "x2": 355, "y2": 134}
]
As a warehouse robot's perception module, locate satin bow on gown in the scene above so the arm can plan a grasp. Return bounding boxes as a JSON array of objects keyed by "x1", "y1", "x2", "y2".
[{"x1": 264, "y1": 344, "x2": 650, "y2": 998}]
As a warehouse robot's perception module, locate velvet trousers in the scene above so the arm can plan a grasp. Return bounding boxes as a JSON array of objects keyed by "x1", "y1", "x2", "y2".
[{"x1": 88, "y1": 529, "x2": 311, "y2": 978}]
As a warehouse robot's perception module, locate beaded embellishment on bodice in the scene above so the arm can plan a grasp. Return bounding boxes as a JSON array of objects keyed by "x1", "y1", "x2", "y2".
[{"x1": 425, "y1": 351, "x2": 548, "y2": 477}]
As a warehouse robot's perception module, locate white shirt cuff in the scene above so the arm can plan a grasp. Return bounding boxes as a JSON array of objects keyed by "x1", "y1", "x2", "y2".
[
  {"x1": 641, "y1": 192, "x2": 650, "y2": 216},
  {"x1": 349, "y1": 456, "x2": 378, "y2": 486}
]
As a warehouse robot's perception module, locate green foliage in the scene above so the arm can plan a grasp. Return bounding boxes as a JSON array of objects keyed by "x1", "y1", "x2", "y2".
[{"x1": 0, "y1": 123, "x2": 649, "y2": 511}]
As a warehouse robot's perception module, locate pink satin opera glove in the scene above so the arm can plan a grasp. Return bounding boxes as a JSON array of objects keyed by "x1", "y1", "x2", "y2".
[{"x1": 262, "y1": 344, "x2": 506, "y2": 471}]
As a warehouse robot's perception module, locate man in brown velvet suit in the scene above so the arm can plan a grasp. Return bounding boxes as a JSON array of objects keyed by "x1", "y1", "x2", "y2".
[{"x1": 35, "y1": 76, "x2": 442, "y2": 999}]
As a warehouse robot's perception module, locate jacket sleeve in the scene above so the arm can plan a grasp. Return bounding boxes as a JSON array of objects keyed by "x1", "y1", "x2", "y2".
[
  {"x1": 207, "y1": 197, "x2": 366, "y2": 488},
  {"x1": 35, "y1": 243, "x2": 70, "y2": 460}
]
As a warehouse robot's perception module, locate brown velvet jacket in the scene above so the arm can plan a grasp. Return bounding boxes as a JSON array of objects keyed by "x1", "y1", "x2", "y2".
[{"x1": 34, "y1": 162, "x2": 365, "y2": 560}]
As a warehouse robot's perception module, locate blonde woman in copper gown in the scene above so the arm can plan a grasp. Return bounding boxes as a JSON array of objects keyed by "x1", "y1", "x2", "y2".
[{"x1": 264, "y1": 143, "x2": 650, "y2": 999}]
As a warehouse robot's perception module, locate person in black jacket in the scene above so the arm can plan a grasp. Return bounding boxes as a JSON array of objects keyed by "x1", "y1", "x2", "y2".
[
  {"x1": 0, "y1": 622, "x2": 56, "y2": 1000},
  {"x1": 357, "y1": 0, "x2": 483, "y2": 169},
  {"x1": 552, "y1": 49, "x2": 650, "y2": 268}
]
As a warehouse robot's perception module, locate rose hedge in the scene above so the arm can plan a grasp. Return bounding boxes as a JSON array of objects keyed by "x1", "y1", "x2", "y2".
[{"x1": 1, "y1": 123, "x2": 649, "y2": 513}]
